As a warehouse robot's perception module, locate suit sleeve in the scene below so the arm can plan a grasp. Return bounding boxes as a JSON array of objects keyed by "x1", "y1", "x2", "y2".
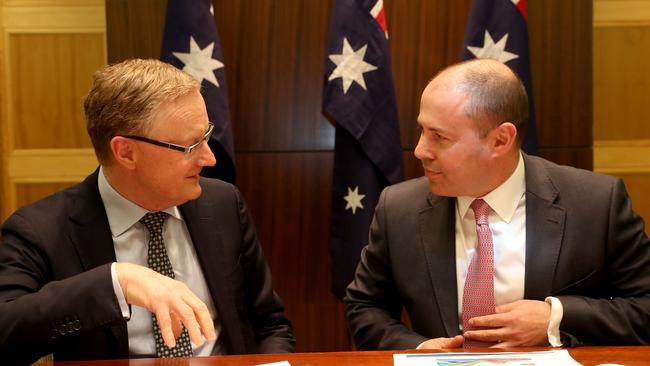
[
  {"x1": 234, "y1": 188, "x2": 296, "y2": 353},
  {"x1": 344, "y1": 188, "x2": 428, "y2": 350},
  {"x1": 0, "y1": 213, "x2": 124, "y2": 365},
  {"x1": 558, "y1": 178, "x2": 650, "y2": 346}
]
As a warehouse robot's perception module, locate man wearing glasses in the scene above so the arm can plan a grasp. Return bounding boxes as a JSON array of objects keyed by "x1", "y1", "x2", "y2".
[{"x1": 0, "y1": 59, "x2": 295, "y2": 364}]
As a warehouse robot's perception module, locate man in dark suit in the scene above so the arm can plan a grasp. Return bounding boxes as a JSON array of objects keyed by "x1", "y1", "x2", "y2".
[
  {"x1": 345, "y1": 59, "x2": 650, "y2": 350},
  {"x1": 0, "y1": 59, "x2": 294, "y2": 364}
]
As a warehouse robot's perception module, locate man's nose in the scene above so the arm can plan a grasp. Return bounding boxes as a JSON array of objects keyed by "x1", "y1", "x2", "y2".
[
  {"x1": 414, "y1": 135, "x2": 433, "y2": 161},
  {"x1": 196, "y1": 141, "x2": 217, "y2": 167}
]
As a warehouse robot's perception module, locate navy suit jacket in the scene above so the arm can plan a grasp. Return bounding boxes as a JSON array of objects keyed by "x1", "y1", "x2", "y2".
[
  {"x1": 345, "y1": 154, "x2": 650, "y2": 349},
  {"x1": 0, "y1": 170, "x2": 294, "y2": 364}
]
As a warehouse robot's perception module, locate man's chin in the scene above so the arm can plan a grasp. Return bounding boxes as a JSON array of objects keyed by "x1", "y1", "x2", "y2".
[
  {"x1": 182, "y1": 182, "x2": 203, "y2": 202},
  {"x1": 427, "y1": 182, "x2": 455, "y2": 197}
]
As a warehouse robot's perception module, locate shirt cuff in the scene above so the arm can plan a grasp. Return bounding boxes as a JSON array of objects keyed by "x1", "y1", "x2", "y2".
[
  {"x1": 111, "y1": 262, "x2": 131, "y2": 319},
  {"x1": 545, "y1": 296, "x2": 563, "y2": 347}
]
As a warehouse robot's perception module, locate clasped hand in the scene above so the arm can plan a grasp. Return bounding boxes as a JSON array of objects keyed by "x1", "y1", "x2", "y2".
[
  {"x1": 418, "y1": 300, "x2": 551, "y2": 349},
  {"x1": 115, "y1": 263, "x2": 217, "y2": 348}
]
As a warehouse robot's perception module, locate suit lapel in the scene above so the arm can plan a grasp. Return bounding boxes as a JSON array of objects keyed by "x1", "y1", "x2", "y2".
[
  {"x1": 522, "y1": 155, "x2": 566, "y2": 300},
  {"x1": 180, "y1": 195, "x2": 245, "y2": 354},
  {"x1": 67, "y1": 169, "x2": 128, "y2": 357},
  {"x1": 68, "y1": 172, "x2": 116, "y2": 271},
  {"x1": 419, "y1": 194, "x2": 459, "y2": 336}
]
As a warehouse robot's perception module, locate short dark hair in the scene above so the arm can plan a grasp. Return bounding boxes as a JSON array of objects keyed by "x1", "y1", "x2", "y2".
[{"x1": 438, "y1": 59, "x2": 529, "y2": 146}]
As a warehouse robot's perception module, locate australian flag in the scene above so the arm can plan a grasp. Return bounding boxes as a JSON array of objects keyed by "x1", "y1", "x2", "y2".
[
  {"x1": 461, "y1": 0, "x2": 537, "y2": 154},
  {"x1": 323, "y1": 0, "x2": 404, "y2": 299},
  {"x1": 161, "y1": 0, "x2": 236, "y2": 182}
]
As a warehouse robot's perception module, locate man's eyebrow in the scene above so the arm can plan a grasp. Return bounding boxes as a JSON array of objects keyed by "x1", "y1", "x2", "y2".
[{"x1": 420, "y1": 124, "x2": 446, "y2": 133}]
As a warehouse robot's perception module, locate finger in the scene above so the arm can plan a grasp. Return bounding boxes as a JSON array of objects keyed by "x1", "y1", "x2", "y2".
[
  {"x1": 464, "y1": 329, "x2": 508, "y2": 343},
  {"x1": 492, "y1": 340, "x2": 516, "y2": 348},
  {"x1": 495, "y1": 301, "x2": 518, "y2": 313},
  {"x1": 469, "y1": 313, "x2": 508, "y2": 328},
  {"x1": 175, "y1": 302, "x2": 204, "y2": 347},
  {"x1": 184, "y1": 294, "x2": 216, "y2": 341},
  {"x1": 154, "y1": 308, "x2": 177, "y2": 348}
]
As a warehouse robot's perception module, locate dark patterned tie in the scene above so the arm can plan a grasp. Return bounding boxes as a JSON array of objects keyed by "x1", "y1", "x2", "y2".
[
  {"x1": 462, "y1": 199, "x2": 496, "y2": 348},
  {"x1": 140, "y1": 212, "x2": 193, "y2": 357}
]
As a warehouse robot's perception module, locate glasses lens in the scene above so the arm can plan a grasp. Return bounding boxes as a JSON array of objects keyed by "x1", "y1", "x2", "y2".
[
  {"x1": 185, "y1": 124, "x2": 213, "y2": 159},
  {"x1": 186, "y1": 139, "x2": 206, "y2": 159}
]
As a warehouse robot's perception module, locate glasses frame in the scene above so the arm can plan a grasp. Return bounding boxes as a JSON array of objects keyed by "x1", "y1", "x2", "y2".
[{"x1": 122, "y1": 122, "x2": 214, "y2": 159}]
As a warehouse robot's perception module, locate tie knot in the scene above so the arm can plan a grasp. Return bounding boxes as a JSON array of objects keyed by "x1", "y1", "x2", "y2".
[
  {"x1": 470, "y1": 199, "x2": 490, "y2": 225},
  {"x1": 139, "y1": 212, "x2": 168, "y2": 234}
]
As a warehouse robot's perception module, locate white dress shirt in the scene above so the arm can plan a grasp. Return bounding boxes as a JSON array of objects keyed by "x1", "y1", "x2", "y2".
[
  {"x1": 98, "y1": 167, "x2": 222, "y2": 356},
  {"x1": 455, "y1": 153, "x2": 562, "y2": 346}
]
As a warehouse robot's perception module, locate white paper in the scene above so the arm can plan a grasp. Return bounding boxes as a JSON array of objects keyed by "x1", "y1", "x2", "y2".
[
  {"x1": 256, "y1": 361, "x2": 291, "y2": 366},
  {"x1": 393, "y1": 350, "x2": 582, "y2": 366}
]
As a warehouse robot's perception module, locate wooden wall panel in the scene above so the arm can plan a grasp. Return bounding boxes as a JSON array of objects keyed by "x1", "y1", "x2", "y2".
[
  {"x1": 594, "y1": 26, "x2": 650, "y2": 141},
  {"x1": 106, "y1": 0, "x2": 592, "y2": 352},
  {"x1": 528, "y1": 0, "x2": 592, "y2": 166},
  {"x1": 387, "y1": 0, "x2": 471, "y2": 149},
  {"x1": 234, "y1": 151, "x2": 349, "y2": 351},
  {"x1": 10, "y1": 33, "x2": 102, "y2": 149},
  {"x1": 15, "y1": 182, "x2": 77, "y2": 208},
  {"x1": 0, "y1": 1, "x2": 105, "y2": 220},
  {"x1": 105, "y1": 0, "x2": 166, "y2": 62},
  {"x1": 593, "y1": 1, "x2": 650, "y2": 227},
  {"x1": 538, "y1": 147, "x2": 593, "y2": 170},
  {"x1": 229, "y1": 1, "x2": 335, "y2": 152}
]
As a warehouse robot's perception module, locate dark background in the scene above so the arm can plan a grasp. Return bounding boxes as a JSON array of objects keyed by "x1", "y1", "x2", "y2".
[{"x1": 106, "y1": 0, "x2": 592, "y2": 352}]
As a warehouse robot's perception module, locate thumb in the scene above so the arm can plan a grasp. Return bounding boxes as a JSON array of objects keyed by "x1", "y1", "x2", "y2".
[{"x1": 441, "y1": 335, "x2": 464, "y2": 348}]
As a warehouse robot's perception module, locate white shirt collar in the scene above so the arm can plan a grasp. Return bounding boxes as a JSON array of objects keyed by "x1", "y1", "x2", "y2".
[
  {"x1": 97, "y1": 166, "x2": 183, "y2": 237},
  {"x1": 456, "y1": 152, "x2": 526, "y2": 223}
]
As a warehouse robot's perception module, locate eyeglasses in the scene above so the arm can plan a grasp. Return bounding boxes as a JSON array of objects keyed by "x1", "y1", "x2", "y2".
[{"x1": 122, "y1": 122, "x2": 214, "y2": 160}]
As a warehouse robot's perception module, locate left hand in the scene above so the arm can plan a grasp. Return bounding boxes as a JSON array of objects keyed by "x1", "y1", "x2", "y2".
[{"x1": 463, "y1": 299, "x2": 551, "y2": 347}]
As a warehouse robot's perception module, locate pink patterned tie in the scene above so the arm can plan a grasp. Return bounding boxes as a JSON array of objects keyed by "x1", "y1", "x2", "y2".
[{"x1": 462, "y1": 199, "x2": 496, "y2": 348}]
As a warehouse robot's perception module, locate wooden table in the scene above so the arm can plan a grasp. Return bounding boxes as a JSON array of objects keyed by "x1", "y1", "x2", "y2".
[{"x1": 52, "y1": 347, "x2": 650, "y2": 366}]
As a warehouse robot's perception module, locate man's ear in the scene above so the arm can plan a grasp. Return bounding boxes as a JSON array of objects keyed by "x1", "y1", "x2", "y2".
[
  {"x1": 109, "y1": 136, "x2": 137, "y2": 170},
  {"x1": 489, "y1": 122, "x2": 518, "y2": 156}
]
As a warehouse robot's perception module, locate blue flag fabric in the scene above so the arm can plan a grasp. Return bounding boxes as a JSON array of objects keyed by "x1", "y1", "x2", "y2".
[
  {"x1": 323, "y1": 0, "x2": 404, "y2": 299},
  {"x1": 161, "y1": 0, "x2": 236, "y2": 182},
  {"x1": 461, "y1": 0, "x2": 537, "y2": 154}
]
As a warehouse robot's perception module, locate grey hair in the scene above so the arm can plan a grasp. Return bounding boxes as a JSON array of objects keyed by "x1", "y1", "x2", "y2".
[{"x1": 84, "y1": 59, "x2": 200, "y2": 164}]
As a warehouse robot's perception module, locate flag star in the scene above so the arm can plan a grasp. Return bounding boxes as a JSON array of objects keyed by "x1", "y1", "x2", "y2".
[
  {"x1": 467, "y1": 30, "x2": 519, "y2": 64},
  {"x1": 328, "y1": 37, "x2": 378, "y2": 94},
  {"x1": 173, "y1": 36, "x2": 224, "y2": 87},
  {"x1": 344, "y1": 186, "x2": 365, "y2": 215}
]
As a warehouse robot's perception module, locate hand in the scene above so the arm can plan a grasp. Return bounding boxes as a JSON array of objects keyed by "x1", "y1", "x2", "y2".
[
  {"x1": 418, "y1": 335, "x2": 464, "y2": 349},
  {"x1": 463, "y1": 299, "x2": 551, "y2": 347},
  {"x1": 115, "y1": 263, "x2": 217, "y2": 348}
]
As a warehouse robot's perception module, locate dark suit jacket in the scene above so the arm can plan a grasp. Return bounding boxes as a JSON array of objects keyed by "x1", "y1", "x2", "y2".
[
  {"x1": 0, "y1": 170, "x2": 295, "y2": 364},
  {"x1": 345, "y1": 154, "x2": 650, "y2": 349}
]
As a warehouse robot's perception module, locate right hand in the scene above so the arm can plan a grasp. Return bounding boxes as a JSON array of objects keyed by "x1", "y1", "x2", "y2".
[
  {"x1": 418, "y1": 335, "x2": 464, "y2": 349},
  {"x1": 115, "y1": 263, "x2": 216, "y2": 348}
]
